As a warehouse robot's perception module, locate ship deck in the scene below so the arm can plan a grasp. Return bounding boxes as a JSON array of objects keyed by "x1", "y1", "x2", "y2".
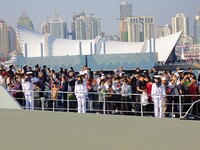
[{"x1": 0, "y1": 108, "x2": 200, "y2": 150}]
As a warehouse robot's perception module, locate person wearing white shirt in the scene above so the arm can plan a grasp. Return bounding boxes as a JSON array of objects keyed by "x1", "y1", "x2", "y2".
[
  {"x1": 121, "y1": 79, "x2": 132, "y2": 114},
  {"x1": 112, "y1": 77, "x2": 122, "y2": 112},
  {"x1": 75, "y1": 73, "x2": 88, "y2": 113},
  {"x1": 22, "y1": 72, "x2": 38, "y2": 110},
  {"x1": 0, "y1": 67, "x2": 6, "y2": 89},
  {"x1": 151, "y1": 75, "x2": 166, "y2": 118},
  {"x1": 22, "y1": 72, "x2": 34, "y2": 110}
]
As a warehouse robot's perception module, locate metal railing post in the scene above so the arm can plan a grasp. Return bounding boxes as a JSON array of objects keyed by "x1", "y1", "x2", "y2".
[
  {"x1": 179, "y1": 95, "x2": 182, "y2": 118},
  {"x1": 32, "y1": 91, "x2": 34, "y2": 110},
  {"x1": 53, "y1": 101, "x2": 55, "y2": 112},
  {"x1": 172, "y1": 99, "x2": 174, "y2": 118},
  {"x1": 140, "y1": 97, "x2": 143, "y2": 117},
  {"x1": 103, "y1": 94, "x2": 106, "y2": 115},
  {"x1": 67, "y1": 93, "x2": 69, "y2": 112},
  {"x1": 41, "y1": 97, "x2": 45, "y2": 111}
]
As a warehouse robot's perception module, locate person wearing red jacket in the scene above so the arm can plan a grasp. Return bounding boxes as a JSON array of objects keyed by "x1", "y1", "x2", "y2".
[
  {"x1": 188, "y1": 77, "x2": 199, "y2": 117},
  {"x1": 188, "y1": 78, "x2": 199, "y2": 102},
  {"x1": 146, "y1": 79, "x2": 154, "y2": 116}
]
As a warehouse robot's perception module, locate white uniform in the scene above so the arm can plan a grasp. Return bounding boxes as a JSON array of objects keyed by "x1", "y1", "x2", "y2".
[
  {"x1": 151, "y1": 83, "x2": 166, "y2": 118},
  {"x1": 75, "y1": 80, "x2": 88, "y2": 113},
  {"x1": 22, "y1": 78, "x2": 34, "y2": 110}
]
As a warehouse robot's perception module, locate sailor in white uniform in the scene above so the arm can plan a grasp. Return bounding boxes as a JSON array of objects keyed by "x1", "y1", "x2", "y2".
[
  {"x1": 151, "y1": 75, "x2": 166, "y2": 118},
  {"x1": 75, "y1": 73, "x2": 88, "y2": 113},
  {"x1": 22, "y1": 72, "x2": 38, "y2": 110}
]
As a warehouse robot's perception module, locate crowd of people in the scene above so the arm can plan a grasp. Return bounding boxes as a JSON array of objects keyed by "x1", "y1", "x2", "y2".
[{"x1": 0, "y1": 64, "x2": 200, "y2": 118}]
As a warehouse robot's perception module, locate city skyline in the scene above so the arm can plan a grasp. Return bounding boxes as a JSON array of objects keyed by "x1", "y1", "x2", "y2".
[{"x1": 0, "y1": 0, "x2": 199, "y2": 36}]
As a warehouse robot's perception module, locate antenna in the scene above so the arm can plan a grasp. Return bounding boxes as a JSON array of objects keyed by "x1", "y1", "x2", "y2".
[{"x1": 53, "y1": 9, "x2": 59, "y2": 19}]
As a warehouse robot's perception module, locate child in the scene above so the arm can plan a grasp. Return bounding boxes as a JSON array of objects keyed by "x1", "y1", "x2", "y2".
[
  {"x1": 51, "y1": 82, "x2": 60, "y2": 110},
  {"x1": 140, "y1": 86, "x2": 149, "y2": 115}
]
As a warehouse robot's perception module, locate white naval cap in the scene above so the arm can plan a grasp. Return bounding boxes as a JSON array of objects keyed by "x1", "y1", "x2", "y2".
[
  {"x1": 178, "y1": 70, "x2": 184, "y2": 73},
  {"x1": 161, "y1": 77, "x2": 167, "y2": 81},
  {"x1": 154, "y1": 75, "x2": 161, "y2": 78},
  {"x1": 26, "y1": 71, "x2": 33, "y2": 75}
]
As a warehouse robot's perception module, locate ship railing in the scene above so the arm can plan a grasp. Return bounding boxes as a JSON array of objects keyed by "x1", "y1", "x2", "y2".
[
  {"x1": 181, "y1": 99, "x2": 200, "y2": 120},
  {"x1": 6, "y1": 89, "x2": 200, "y2": 120}
]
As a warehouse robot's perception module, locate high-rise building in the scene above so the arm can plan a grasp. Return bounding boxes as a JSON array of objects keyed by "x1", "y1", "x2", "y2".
[
  {"x1": 119, "y1": 0, "x2": 133, "y2": 41},
  {"x1": 75, "y1": 14, "x2": 101, "y2": 40},
  {"x1": 71, "y1": 11, "x2": 86, "y2": 40},
  {"x1": 127, "y1": 17, "x2": 140, "y2": 42},
  {"x1": 172, "y1": 13, "x2": 189, "y2": 37},
  {"x1": 120, "y1": 0, "x2": 133, "y2": 21},
  {"x1": 120, "y1": 20, "x2": 128, "y2": 42},
  {"x1": 156, "y1": 24, "x2": 172, "y2": 39},
  {"x1": 194, "y1": 10, "x2": 200, "y2": 44},
  {"x1": 8, "y1": 26, "x2": 17, "y2": 53},
  {"x1": 0, "y1": 19, "x2": 8, "y2": 55},
  {"x1": 41, "y1": 13, "x2": 68, "y2": 39},
  {"x1": 127, "y1": 16, "x2": 154, "y2": 42},
  {"x1": 17, "y1": 12, "x2": 34, "y2": 31}
]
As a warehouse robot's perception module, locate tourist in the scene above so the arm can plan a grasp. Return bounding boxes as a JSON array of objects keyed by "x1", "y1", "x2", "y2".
[
  {"x1": 51, "y1": 81, "x2": 60, "y2": 110},
  {"x1": 60, "y1": 75, "x2": 68, "y2": 111},
  {"x1": 130, "y1": 72, "x2": 139, "y2": 112},
  {"x1": 98, "y1": 79, "x2": 106, "y2": 113},
  {"x1": 13, "y1": 80, "x2": 24, "y2": 107},
  {"x1": 33, "y1": 82, "x2": 40, "y2": 110},
  {"x1": 161, "y1": 76, "x2": 168, "y2": 116},
  {"x1": 152, "y1": 67, "x2": 158, "y2": 76},
  {"x1": 37, "y1": 72, "x2": 46, "y2": 99},
  {"x1": 86, "y1": 76, "x2": 95, "y2": 111},
  {"x1": 112, "y1": 76, "x2": 122, "y2": 113},
  {"x1": 119, "y1": 66, "x2": 125, "y2": 77},
  {"x1": 121, "y1": 79, "x2": 132, "y2": 114},
  {"x1": 177, "y1": 77, "x2": 187, "y2": 113},
  {"x1": 135, "y1": 74, "x2": 146, "y2": 115},
  {"x1": 188, "y1": 77, "x2": 199, "y2": 116},
  {"x1": 68, "y1": 71, "x2": 76, "y2": 111},
  {"x1": 104, "y1": 78, "x2": 114, "y2": 113},
  {"x1": 7, "y1": 65, "x2": 15, "y2": 83},
  {"x1": 166, "y1": 78, "x2": 178, "y2": 117},
  {"x1": 33, "y1": 64, "x2": 40, "y2": 78},
  {"x1": 41, "y1": 65, "x2": 48, "y2": 82},
  {"x1": 146, "y1": 79, "x2": 154, "y2": 116}
]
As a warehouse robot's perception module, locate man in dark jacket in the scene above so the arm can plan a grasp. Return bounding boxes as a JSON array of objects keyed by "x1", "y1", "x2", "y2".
[
  {"x1": 68, "y1": 71, "x2": 76, "y2": 111},
  {"x1": 41, "y1": 65, "x2": 47, "y2": 82},
  {"x1": 60, "y1": 76, "x2": 68, "y2": 111},
  {"x1": 33, "y1": 64, "x2": 40, "y2": 78},
  {"x1": 37, "y1": 72, "x2": 46, "y2": 109}
]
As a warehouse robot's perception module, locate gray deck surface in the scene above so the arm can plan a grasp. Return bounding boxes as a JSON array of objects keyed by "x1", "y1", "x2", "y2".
[{"x1": 0, "y1": 109, "x2": 200, "y2": 150}]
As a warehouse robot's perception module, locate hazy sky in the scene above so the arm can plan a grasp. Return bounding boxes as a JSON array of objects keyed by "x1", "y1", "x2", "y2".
[{"x1": 0, "y1": 0, "x2": 199, "y2": 36}]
